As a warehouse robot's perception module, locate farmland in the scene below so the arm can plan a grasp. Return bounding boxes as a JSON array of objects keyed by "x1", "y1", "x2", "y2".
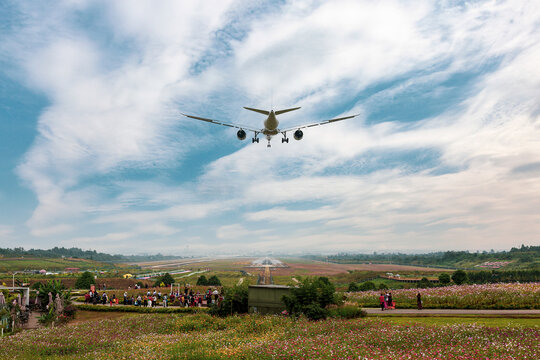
[{"x1": 1, "y1": 313, "x2": 538, "y2": 359}]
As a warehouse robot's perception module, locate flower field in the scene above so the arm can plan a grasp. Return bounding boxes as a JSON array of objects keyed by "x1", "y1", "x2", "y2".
[
  {"x1": 1, "y1": 313, "x2": 538, "y2": 359},
  {"x1": 347, "y1": 283, "x2": 540, "y2": 309}
]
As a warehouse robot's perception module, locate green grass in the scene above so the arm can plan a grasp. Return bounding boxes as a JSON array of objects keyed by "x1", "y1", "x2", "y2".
[{"x1": 0, "y1": 257, "x2": 114, "y2": 272}]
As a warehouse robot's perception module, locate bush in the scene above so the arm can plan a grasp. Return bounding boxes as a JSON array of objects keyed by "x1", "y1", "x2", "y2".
[
  {"x1": 154, "y1": 273, "x2": 175, "y2": 287},
  {"x1": 418, "y1": 277, "x2": 433, "y2": 288},
  {"x1": 358, "y1": 281, "x2": 377, "y2": 291},
  {"x1": 209, "y1": 285, "x2": 247, "y2": 317},
  {"x1": 330, "y1": 306, "x2": 367, "y2": 319},
  {"x1": 282, "y1": 277, "x2": 338, "y2": 320},
  {"x1": 378, "y1": 283, "x2": 388, "y2": 290},
  {"x1": 196, "y1": 275, "x2": 208, "y2": 286},
  {"x1": 452, "y1": 270, "x2": 468, "y2": 285},
  {"x1": 348, "y1": 282, "x2": 359, "y2": 292},
  {"x1": 207, "y1": 275, "x2": 221, "y2": 286},
  {"x1": 303, "y1": 304, "x2": 328, "y2": 321},
  {"x1": 439, "y1": 273, "x2": 451, "y2": 285},
  {"x1": 75, "y1": 271, "x2": 95, "y2": 289}
]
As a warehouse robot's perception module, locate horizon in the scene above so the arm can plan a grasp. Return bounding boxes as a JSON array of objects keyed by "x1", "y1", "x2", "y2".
[{"x1": 1, "y1": 1, "x2": 539, "y2": 254}]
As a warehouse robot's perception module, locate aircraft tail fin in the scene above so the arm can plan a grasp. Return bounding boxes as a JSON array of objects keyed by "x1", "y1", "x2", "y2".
[
  {"x1": 275, "y1": 107, "x2": 301, "y2": 115},
  {"x1": 244, "y1": 107, "x2": 270, "y2": 115}
]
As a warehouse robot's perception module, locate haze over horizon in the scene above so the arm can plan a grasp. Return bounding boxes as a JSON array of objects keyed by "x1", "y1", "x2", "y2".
[{"x1": 1, "y1": 1, "x2": 539, "y2": 255}]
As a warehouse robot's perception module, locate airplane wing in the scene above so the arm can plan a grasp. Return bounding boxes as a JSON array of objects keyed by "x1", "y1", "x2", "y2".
[
  {"x1": 180, "y1": 113, "x2": 261, "y2": 133},
  {"x1": 280, "y1": 114, "x2": 360, "y2": 133}
]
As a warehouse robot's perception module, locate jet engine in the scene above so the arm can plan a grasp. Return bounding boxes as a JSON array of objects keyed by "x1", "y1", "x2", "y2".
[
  {"x1": 237, "y1": 129, "x2": 247, "y2": 140},
  {"x1": 294, "y1": 129, "x2": 303, "y2": 140}
]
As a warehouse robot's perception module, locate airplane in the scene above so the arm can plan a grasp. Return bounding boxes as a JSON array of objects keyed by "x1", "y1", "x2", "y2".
[{"x1": 180, "y1": 106, "x2": 359, "y2": 148}]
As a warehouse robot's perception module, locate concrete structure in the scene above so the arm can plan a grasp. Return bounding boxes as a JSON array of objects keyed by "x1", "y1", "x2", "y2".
[{"x1": 248, "y1": 285, "x2": 290, "y2": 315}]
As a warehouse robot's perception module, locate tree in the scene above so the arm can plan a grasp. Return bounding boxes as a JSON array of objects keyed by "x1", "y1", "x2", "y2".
[
  {"x1": 75, "y1": 271, "x2": 95, "y2": 289},
  {"x1": 196, "y1": 275, "x2": 208, "y2": 286},
  {"x1": 282, "y1": 277, "x2": 338, "y2": 320},
  {"x1": 438, "y1": 273, "x2": 451, "y2": 285},
  {"x1": 358, "y1": 281, "x2": 377, "y2": 291},
  {"x1": 418, "y1": 277, "x2": 432, "y2": 288},
  {"x1": 452, "y1": 270, "x2": 468, "y2": 285},
  {"x1": 348, "y1": 282, "x2": 359, "y2": 292},
  {"x1": 207, "y1": 275, "x2": 221, "y2": 286},
  {"x1": 154, "y1": 273, "x2": 175, "y2": 287},
  {"x1": 378, "y1": 283, "x2": 388, "y2": 290},
  {"x1": 209, "y1": 285, "x2": 247, "y2": 317}
]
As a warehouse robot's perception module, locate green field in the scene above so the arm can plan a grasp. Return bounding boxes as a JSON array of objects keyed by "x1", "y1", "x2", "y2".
[{"x1": 0, "y1": 257, "x2": 115, "y2": 272}]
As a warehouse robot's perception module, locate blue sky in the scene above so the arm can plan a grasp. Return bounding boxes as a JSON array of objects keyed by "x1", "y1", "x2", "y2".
[{"x1": 1, "y1": 0, "x2": 539, "y2": 255}]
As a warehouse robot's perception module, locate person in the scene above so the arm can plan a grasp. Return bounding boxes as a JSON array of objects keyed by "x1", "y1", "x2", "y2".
[
  {"x1": 163, "y1": 294, "x2": 167, "y2": 307},
  {"x1": 384, "y1": 293, "x2": 389, "y2": 309},
  {"x1": 417, "y1": 292, "x2": 422, "y2": 310},
  {"x1": 123, "y1": 291, "x2": 128, "y2": 305},
  {"x1": 388, "y1": 293, "x2": 393, "y2": 309},
  {"x1": 379, "y1": 293, "x2": 385, "y2": 311}
]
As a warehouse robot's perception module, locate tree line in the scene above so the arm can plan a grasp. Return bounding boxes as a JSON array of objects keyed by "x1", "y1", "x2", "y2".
[
  {"x1": 309, "y1": 245, "x2": 539, "y2": 269},
  {"x1": 0, "y1": 246, "x2": 184, "y2": 263}
]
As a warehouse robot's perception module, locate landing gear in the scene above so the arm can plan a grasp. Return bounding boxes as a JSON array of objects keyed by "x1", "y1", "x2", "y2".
[
  {"x1": 267, "y1": 140, "x2": 271, "y2": 148},
  {"x1": 281, "y1": 137, "x2": 289, "y2": 143},
  {"x1": 252, "y1": 137, "x2": 259, "y2": 143}
]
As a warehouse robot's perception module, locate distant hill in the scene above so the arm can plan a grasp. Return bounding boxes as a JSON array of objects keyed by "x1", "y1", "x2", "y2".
[
  {"x1": 308, "y1": 245, "x2": 539, "y2": 270},
  {"x1": 0, "y1": 246, "x2": 184, "y2": 264}
]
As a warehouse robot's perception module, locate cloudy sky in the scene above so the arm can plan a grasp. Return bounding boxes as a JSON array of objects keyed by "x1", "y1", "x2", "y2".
[{"x1": 1, "y1": 0, "x2": 539, "y2": 255}]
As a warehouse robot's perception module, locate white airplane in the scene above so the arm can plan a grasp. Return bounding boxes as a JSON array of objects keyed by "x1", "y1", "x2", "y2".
[{"x1": 181, "y1": 106, "x2": 359, "y2": 147}]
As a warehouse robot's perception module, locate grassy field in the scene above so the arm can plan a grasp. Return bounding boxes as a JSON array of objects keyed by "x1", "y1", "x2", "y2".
[
  {"x1": 1, "y1": 313, "x2": 538, "y2": 359},
  {"x1": 0, "y1": 257, "x2": 115, "y2": 272}
]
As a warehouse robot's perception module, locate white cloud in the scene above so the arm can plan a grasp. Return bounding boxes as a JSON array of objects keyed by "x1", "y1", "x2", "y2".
[{"x1": 3, "y1": 0, "x2": 540, "y2": 253}]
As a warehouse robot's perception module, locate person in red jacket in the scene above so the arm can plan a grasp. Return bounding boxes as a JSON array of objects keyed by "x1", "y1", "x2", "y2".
[{"x1": 379, "y1": 293, "x2": 385, "y2": 311}]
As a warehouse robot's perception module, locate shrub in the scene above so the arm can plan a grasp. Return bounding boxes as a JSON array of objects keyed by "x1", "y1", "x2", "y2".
[
  {"x1": 452, "y1": 270, "x2": 468, "y2": 285},
  {"x1": 330, "y1": 306, "x2": 367, "y2": 319},
  {"x1": 358, "y1": 281, "x2": 377, "y2": 291},
  {"x1": 439, "y1": 273, "x2": 451, "y2": 285},
  {"x1": 209, "y1": 285, "x2": 247, "y2": 317},
  {"x1": 348, "y1": 282, "x2": 359, "y2": 292},
  {"x1": 75, "y1": 271, "x2": 95, "y2": 289},
  {"x1": 303, "y1": 304, "x2": 328, "y2": 321},
  {"x1": 207, "y1": 275, "x2": 222, "y2": 286},
  {"x1": 378, "y1": 283, "x2": 388, "y2": 290},
  {"x1": 418, "y1": 277, "x2": 433, "y2": 288},
  {"x1": 282, "y1": 277, "x2": 338, "y2": 320},
  {"x1": 196, "y1": 275, "x2": 208, "y2": 286},
  {"x1": 154, "y1": 273, "x2": 175, "y2": 287}
]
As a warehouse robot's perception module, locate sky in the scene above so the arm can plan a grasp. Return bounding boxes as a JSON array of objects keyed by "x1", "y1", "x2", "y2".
[{"x1": 0, "y1": 0, "x2": 539, "y2": 255}]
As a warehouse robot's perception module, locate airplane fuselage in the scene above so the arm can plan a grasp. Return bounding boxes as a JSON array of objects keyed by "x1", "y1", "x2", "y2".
[{"x1": 262, "y1": 110, "x2": 280, "y2": 136}]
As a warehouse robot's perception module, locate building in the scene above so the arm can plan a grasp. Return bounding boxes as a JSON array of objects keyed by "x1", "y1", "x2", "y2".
[{"x1": 248, "y1": 285, "x2": 290, "y2": 315}]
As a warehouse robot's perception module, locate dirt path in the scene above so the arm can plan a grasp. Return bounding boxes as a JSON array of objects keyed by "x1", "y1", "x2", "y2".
[{"x1": 22, "y1": 311, "x2": 41, "y2": 330}]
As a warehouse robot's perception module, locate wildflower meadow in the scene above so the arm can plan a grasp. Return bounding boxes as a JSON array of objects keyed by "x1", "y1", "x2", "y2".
[
  {"x1": 1, "y1": 312, "x2": 538, "y2": 359},
  {"x1": 347, "y1": 282, "x2": 540, "y2": 309}
]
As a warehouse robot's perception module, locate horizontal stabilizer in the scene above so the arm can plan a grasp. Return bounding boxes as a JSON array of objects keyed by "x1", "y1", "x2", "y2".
[
  {"x1": 275, "y1": 107, "x2": 301, "y2": 115},
  {"x1": 243, "y1": 107, "x2": 270, "y2": 115}
]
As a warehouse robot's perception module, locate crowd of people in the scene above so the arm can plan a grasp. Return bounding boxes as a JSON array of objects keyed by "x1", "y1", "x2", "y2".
[{"x1": 84, "y1": 287, "x2": 223, "y2": 308}]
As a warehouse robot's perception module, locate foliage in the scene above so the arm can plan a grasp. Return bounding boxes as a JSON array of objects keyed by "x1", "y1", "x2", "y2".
[
  {"x1": 452, "y1": 270, "x2": 468, "y2": 285},
  {"x1": 209, "y1": 284, "x2": 247, "y2": 317},
  {"x1": 347, "y1": 282, "x2": 359, "y2": 292},
  {"x1": 153, "y1": 273, "x2": 175, "y2": 287},
  {"x1": 207, "y1": 275, "x2": 222, "y2": 286},
  {"x1": 75, "y1": 271, "x2": 95, "y2": 289},
  {"x1": 357, "y1": 281, "x2": 377, "y2": 291},
  {"x1": 438, "y1": 273, "x2": 451, "y2": 285},
  {"x1": 307, "y1": 245, "x2": 540, "y2": 270},
  {"x1": 417, "y1": 277, "x2": 433, "y2": 288},
  {"x1": 329, "y1": 305, "x2": 367, "y2": 319},
  {"x1": 0, "y1": 313, "x2": 538, "y2": 359},
  {"x1": 75, "y1": 304, "x2": 208, "y2": 314},
  {"x1": 378, "y1": 283, "x2": 388, "y2": 290},
  {"x1": 0, "y1": 246, "x2": 184, "y2": 263},
  {"x1": 346, "y1": 282, "x2": 540, "y2": 309},
  {"x1": 35, "y1": 279, "x2": 68, "y2": 310},
  {"x1": 282, "y1": 277, "x2": 337, "y2": 320},
  {"x1": 196, "y1": 275, "x2": 208, "y2": 286}
]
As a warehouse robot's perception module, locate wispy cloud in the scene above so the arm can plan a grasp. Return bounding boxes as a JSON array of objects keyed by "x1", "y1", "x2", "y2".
[{"x1": 1, "y1": 0, "x2": 539, "y2": 253}]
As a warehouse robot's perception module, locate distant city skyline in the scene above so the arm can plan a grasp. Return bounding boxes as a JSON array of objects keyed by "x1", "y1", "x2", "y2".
[{"x1": 1, "y1": 1, "x2": 539, "y2": 254}]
